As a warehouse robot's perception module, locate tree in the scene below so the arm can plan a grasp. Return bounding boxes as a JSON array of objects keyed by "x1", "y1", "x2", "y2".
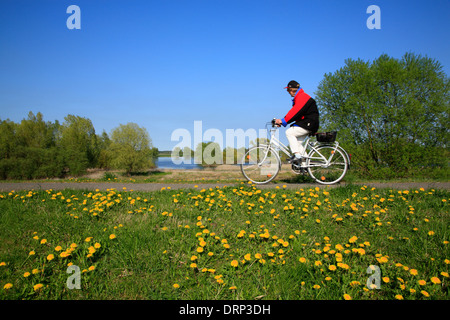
[
  {"x1": 315, "y1": 52, "x2": 449, "y2": 178},
  {"x1": 0, "y1": 112, "x2": 65, "y2": 179},
  {"x1": 97, "y1": 130, "x2": 112, "y2": 169},
  {"x1": 108, "y1": 123, "x2": 154, "y2": 175},
  {"x1": 194, "y1": 141, "x2": 222, "y2": 167},
  {"x1": 59, "y1": 115, "x2": 99, "y2": 175}
]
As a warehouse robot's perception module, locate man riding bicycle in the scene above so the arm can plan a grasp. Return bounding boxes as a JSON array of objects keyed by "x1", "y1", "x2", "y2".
[{"x1": 275, "y1": 80, "x2": 319, "y2": 164}]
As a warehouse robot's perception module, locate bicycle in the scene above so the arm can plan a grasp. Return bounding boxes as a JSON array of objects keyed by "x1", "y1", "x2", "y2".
[{"x1": 240, "y1": 119, "x2": 351, "y2": 185}]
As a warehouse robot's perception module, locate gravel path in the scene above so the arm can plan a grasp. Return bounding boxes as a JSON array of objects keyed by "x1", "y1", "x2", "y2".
[{"x1": 0, "y1": 181, "x2": 449, "y2": 192}]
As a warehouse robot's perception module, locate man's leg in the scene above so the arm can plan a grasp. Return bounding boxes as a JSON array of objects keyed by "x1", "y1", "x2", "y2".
[{"x1": 286, "y1": 126, "x2": 310, "y2": 160}]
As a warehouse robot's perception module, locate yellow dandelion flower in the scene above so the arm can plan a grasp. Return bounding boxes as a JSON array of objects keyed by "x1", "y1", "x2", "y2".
[
  {"x1": 349, "y1": 236, "x2": 358, "y2": 243},
  {"x1": 46, "y1": 254, "x2": 54, "y2": 261},
  {"x1": 299, "y1": 257, "x2": 306, "y2": 263},
  {"x1": 173, "y1": 283, "x2": 180, "y2": 288},
  {"x1": 395, "y1": 294, "x2": 404, "y2": 300},
  {"x1": 343, "y1": 294, "x2": 352, "y2": 300},
  {"x1": 421, "y1": 290, "x2": 430, "y2": 297},
  {"x1": 418, "y1": 280, "x2": 426, "y2": 286},
  {"x1": 328, "y1": 265, "x2": 337, "y2": 271},
  {"x1": 40, "y1": 239, "x2": 47, "y2": 244},
  {"x1": 33, "y1": 283, "x2": 44, "y2": 291},
  {"x1": 190, "y1": 263, "x2": 197, "y2": 268},
  {"x1": 231, "y1": 260, "x2": 239, "y2": 267},
  {"x1": 4, "y1": 283, "x2": 13, "y2": 290},
  {"x1": 94, "y1": 242, "x2": 101, "y2": 249},
  {"x1": 109, "y1": 234, "x2": 116, "y2": 240},
  {"x1": 430, "y1": 277, "x2": 441, "y2": 284},
  {"x1": 196, "y1": 247, "x2": 204, "y2": 253}
]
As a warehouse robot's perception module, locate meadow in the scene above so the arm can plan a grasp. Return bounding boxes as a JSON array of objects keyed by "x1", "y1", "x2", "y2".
[{"x1": 0, "y1": 183, "x2": 448, "y2": 300}]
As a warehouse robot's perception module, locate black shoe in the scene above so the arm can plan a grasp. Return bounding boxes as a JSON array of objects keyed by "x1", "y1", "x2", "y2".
[
  {"x1": 287, "y1": 155, "x2": 295, "y2": 163},
  {"x1": 288, "y1": 155, "x2": 302, "y2": 164}
]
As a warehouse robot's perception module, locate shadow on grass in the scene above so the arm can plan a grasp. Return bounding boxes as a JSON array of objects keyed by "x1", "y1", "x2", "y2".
[{"x1": 278, "y1": 173, "x2": 315, "y2": 184}]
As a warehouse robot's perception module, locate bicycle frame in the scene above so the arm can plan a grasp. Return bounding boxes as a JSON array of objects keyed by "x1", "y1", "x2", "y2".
[
  {"x1": 240, "y1": 121, "x2": 350, "y2": 185},
  {"x1": 259, "y1": 125, "x2": 341, "y2": 168}
]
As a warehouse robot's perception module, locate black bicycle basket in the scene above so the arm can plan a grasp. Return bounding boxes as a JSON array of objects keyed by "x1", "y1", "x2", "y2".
[{"x1": 316, "y1": 131, "x2": 337, "y2": 143}]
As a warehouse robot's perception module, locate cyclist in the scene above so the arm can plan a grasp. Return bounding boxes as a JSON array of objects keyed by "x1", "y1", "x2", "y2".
[{"x1": 275, "y1": 80, "x2": 319, "y2": 164}]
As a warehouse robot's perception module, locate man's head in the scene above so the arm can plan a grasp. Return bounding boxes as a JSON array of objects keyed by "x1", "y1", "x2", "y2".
[{"x1": 285, "y1": 80, "x2": 300, "y2": 97}]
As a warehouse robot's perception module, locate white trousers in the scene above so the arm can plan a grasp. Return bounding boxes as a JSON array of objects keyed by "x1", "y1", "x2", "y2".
[{"x1": 286, "y1": 126, "x2": 310, "y2": 156}]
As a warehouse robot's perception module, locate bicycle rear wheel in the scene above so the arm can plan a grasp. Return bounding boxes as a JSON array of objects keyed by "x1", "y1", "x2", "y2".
[
  {"x1": 240, "y1": 146, "x2": 280, "y2": 184},
  {"x1": 306, "y1": 145, "x2": 348, "y2": 185}
]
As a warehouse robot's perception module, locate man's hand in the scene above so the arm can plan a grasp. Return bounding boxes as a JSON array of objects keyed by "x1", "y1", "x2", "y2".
[{"x1": 274, "y1": 119, "x2": 283, "y2": 127}]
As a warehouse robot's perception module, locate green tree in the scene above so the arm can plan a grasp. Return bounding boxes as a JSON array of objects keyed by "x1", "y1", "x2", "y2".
[
  {"x1": 0, "y1": 119, "x2": 18, "y2": 179},
  {"x1": 59, "y1": 115, "x2": 99, "y2": 176},
  {"x1": 0, "y1": 119, "x2": 18, "y2": 160},
  {"x1": 108, "y1": 123, "x2": 154, "y2": 175},
  {"x1": 315, "y1": 52, "x2": 449, "y2": 178},
  {"x1": 194, "y1": 142, "x2": 223, "y2": 167},
  {"x1": 6, "y1": 112, "x2": 65, "y2": 179},
  {"x1": 97, "y1": 130, "x2": 112, "y2": 169}
]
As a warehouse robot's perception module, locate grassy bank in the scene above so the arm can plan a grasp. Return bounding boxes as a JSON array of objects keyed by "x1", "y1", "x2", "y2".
[
  {"x1": 1, "y1": 183, "x2": 449, "y2": 300},
  {"x1": 1, "y1": 164, "x2": 448, "y2": 185}
]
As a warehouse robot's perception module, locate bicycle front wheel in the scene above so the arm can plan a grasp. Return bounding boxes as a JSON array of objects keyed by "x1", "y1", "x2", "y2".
[
  {"x1": 307, "y1": 145, "x2": 348, "y2": 185},
  {"x1": 240, "y1": 146, "x2": 280, "y2": 184}
]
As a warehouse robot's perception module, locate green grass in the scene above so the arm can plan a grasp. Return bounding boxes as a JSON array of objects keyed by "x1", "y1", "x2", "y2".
[{"x1": 0, "y1": 183, "x2": 448, "y2": 300}]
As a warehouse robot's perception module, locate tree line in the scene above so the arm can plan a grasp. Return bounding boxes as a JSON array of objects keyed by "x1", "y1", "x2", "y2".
[
  {"x1": 315, "y1": 52, "x2": 449, "y2": 179},
  {"x1": 0, "y1": 113, "x2": 158, "y2": 179}
]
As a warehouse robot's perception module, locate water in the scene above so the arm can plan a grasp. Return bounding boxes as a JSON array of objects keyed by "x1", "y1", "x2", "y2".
[{"x1": 155, "y1": 157, "x2": 202, "y2": 170}]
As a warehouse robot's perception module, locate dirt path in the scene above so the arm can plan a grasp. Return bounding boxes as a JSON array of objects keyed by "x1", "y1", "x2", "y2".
[{"x1": 0, "y1": 181, "x2": 449, "y2": 192}]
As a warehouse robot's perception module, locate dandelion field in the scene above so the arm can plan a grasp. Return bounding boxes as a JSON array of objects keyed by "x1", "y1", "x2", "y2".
[{"x1": 0, "y1": 183, "x2": 448, "y2": 300}]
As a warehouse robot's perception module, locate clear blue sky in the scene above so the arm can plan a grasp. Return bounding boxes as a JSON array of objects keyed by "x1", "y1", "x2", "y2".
[{"x1": 1, "y1": 0, "x2": 449, "y2": 151}]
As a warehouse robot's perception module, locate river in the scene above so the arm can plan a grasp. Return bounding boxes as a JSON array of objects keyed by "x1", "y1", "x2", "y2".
[{"x1": 155, "y1": 157, "x2": 202, "y2": 170}]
